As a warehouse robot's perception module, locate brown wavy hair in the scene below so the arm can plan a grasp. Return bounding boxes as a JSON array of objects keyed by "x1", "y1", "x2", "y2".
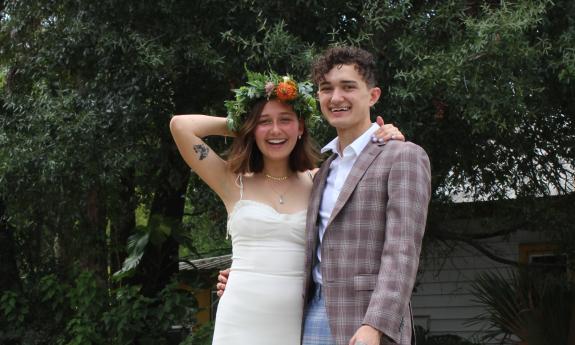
[
  {"x1": 311, "y1": 46, "x2": 377, "y2": 87},
  {"x1": 227, "y1": 99, "x2": 320, "y2": 174}
]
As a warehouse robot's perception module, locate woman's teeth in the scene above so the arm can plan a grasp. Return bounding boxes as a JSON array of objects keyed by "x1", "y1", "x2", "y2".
[{"x1": 267, "y1": 139, "x2": 287, "y2": 144}]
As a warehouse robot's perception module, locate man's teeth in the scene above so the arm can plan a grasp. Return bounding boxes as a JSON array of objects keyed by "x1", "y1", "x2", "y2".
[{"x1": 331, "y1": 107, "x2": 350, "y2": 112}]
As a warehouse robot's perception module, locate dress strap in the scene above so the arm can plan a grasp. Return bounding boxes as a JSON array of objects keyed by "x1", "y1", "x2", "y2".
[
  {"x1": 228, "y1": 174, "x2": 244, "y2": 240},
  {"x1": 235, "y1": 174, "x2": 244, "y2": 200}
]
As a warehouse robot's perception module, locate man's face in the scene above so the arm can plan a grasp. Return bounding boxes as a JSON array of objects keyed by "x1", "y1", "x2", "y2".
[{"x1": 317, "y1": 64, "x2": 381, "y2": 133}]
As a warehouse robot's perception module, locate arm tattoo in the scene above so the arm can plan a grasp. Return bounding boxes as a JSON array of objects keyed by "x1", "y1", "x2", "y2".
[{"x1": 193, "y1": 144, "x2": 209, "y2": 160}]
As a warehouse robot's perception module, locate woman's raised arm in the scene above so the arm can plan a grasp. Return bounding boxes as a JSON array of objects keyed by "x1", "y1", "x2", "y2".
[{"x1": 169, "y1": 115, "x2": 237, "y2": 206}]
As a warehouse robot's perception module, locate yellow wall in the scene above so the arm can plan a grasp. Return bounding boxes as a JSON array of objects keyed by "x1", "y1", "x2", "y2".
[{"x1": 193, "y1": 288, "x2": 212, "y2": 325}]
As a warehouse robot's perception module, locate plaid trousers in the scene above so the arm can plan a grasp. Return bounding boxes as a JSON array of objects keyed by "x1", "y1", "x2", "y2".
[{"x1": 302, "y1": 285, "x2": 336, "y2": 345}]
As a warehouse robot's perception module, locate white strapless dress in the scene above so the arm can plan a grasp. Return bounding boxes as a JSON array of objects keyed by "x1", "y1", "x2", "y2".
[{"x1": 211, "y1": 199, "x2": 307, "y2": 345}]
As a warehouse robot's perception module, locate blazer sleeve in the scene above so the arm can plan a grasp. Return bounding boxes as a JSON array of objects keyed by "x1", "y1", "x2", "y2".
[{"x1": 362, "y1": 142, "x2": 431, "y2": 342}]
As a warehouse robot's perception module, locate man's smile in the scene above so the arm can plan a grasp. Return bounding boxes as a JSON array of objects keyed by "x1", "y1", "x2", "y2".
[{"x1": 329, "y1": 106, "x2": 350, "y2": 112}]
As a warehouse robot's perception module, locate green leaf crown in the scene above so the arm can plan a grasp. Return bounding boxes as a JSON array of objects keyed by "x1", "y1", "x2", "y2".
[{"x1": 225, "y1": 70, "x2": 321, "y2": 132}]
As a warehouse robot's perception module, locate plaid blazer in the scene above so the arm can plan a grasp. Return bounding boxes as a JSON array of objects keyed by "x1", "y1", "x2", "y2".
[{"x1": 302, "y1": 140, "x2": 431, "y2": 345}]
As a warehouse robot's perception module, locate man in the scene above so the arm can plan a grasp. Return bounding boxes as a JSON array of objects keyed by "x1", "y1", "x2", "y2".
[{"x1": 219, "y1": 46, "x2": 431, "y2": 345}]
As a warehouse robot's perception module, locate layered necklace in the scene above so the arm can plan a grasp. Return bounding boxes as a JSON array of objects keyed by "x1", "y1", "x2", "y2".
[
  {"x1": 264, "y1": 173, "x2": 291, "y2": 204},
  {"x1": 265, "y1": 173, "x2": 288, "y2": 182}
]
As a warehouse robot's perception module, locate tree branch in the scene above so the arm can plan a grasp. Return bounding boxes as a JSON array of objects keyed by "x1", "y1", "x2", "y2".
[
  {"x1": 433, "y1": 230, "x2": 520, "y2": 267},
  {"x1": 432, "y1": 228, "x2": 567, "y2": 269},
  {"x1": 462, "y1": 222, "x2": 527, "y2": 240}
]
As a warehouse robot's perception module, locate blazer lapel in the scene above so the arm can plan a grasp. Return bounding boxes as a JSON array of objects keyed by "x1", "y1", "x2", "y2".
[
  {"x1": 307, "y1": 153, "x2": 337, "y2": 232},
  {"x1": 326, "y1": 142, "x2": 384, "y2": 229}
]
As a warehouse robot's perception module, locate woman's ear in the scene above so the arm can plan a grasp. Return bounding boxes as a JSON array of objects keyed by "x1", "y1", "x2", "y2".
[{"x1": 298, "y1": 118, "x2": 305, "y2": 136}]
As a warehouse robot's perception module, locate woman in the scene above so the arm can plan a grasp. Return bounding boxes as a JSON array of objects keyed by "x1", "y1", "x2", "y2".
[{"x1": 170, "y1": 71, "x2": 403, "y2": 345}]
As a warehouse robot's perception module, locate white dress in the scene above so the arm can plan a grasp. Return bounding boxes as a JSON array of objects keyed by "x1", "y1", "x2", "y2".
[{"x1": 211, "y1": 177, "x2": 307, "y2": 345}]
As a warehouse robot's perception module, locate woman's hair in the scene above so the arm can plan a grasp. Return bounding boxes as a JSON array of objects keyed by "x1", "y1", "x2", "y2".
[
  {"x1": 311, "y1": 46, "x2": 378, "y2": 87},
  {"x1": 227, "y1": 99, "x2": 320, "y2": 174}
]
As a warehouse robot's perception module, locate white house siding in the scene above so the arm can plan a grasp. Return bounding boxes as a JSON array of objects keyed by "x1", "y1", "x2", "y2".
[{"x1": 411, "y1": 229, "x2": 548, "y2": 343}]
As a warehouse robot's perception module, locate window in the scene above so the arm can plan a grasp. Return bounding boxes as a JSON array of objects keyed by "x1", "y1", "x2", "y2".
[{"x1": 519, "y1": 243, "x2": 566, "y2": 275}]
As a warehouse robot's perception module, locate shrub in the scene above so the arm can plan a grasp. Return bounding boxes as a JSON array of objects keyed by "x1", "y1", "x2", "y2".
[
  {"x1": 0, "y1": 270, "x2": 198, "y2": 345},
  {"x1": 468, "y1": 268, "x2": 572, "y2": 345}
]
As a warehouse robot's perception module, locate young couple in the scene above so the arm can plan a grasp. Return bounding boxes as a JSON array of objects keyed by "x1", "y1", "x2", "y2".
[{"x1": 170, "y1": 46, "x2": 431, "y2": 345}]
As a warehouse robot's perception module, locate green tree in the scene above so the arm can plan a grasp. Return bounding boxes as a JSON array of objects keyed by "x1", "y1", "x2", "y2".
[{"x1": 1, "y1": 0, "x2": 574, "y2": 343}]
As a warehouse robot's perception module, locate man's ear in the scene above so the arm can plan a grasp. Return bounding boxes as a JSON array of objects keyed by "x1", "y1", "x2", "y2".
[{"x1": 369, "y1": 87, "x2": 382, "y2": 107}]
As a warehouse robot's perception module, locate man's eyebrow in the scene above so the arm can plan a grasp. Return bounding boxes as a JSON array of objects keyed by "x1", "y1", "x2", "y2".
[{"x1": 319, "y1": 80, "x2": 358, "y2": 87}]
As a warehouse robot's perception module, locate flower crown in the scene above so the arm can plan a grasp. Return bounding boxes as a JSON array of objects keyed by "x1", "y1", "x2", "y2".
[{"x1": 225, "y1": 70, "x2": 321, "y2": 132}]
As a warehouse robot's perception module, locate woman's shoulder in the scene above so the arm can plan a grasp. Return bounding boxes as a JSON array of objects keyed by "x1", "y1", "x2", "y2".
[
  {"x1": 298, "y1": 169, "x2": 318, "y2": 182},
  {"x1": 306, "y1": 168, "x2": 319, "y2": 179}
]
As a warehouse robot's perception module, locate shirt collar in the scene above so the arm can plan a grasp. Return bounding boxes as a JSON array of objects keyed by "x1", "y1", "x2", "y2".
[{"x1": 321, "y1": 123, "x2": 379, "y2": 157}]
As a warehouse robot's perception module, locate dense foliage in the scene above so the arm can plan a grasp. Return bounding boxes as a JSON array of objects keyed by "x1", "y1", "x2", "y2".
[
  {"x1": 1, "y1": 0, "x2": 574, "y2": 343},
  {"x1": 469, "y1": 268, "x2": 572, "y2": 344},
  {"x1": 0, "y1": 270, "x2": 196, "y2": 345}
]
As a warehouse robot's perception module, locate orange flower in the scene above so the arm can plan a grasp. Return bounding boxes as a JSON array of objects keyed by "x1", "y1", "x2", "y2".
[{"x1": 276, "y1": 78, "x2": 298, "y2": 101}]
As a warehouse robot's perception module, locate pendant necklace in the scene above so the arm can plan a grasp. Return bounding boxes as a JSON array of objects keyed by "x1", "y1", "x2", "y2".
[{"x1": 265, "y1": 173, "x2": 290, "y2": 205}]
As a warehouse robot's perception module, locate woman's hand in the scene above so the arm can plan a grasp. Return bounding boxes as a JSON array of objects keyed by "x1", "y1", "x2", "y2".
[
  {"x1": 216, "y1": 268, "x2": 230, "y2": 297},
  {"x1": 370, "y1": 116, "x2": 405, "y2": 143}
]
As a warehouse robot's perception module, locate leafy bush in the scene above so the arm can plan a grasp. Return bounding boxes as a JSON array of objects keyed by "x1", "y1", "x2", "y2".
[
  {"x1": 0, "y1": 274, "x2": 69, "y2": 345},
  {"x1": 0, "y1": 290, "x2": 29, "y2": 343},
  {"x1": 468, "y1": 268, "x2": 573, "y2": 345},
  {"x1": 0, "y1": 270, "x2": 198, "y2": 345},
  {"x1": 179, "y1": 322, "x2": 215, "y2": 345}
]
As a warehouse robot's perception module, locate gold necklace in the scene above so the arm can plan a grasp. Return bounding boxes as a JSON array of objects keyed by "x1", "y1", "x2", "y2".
[
  {"x1": 265, "y1": 173, "x2": 288, "y2": 182},
  {"x1": 265, "y1": 176, "x2": 291, "y2": 204}
]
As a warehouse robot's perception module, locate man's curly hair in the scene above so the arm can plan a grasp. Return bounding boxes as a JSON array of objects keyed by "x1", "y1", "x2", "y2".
[{"x1": 311, "y1": 46, "x2": 378, "y2": 87}]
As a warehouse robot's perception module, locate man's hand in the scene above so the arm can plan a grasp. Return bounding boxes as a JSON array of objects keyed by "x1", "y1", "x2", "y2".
[
  {"x1": 216, "y1": 268, "x2": 230, "y2": 297},
  {"x1": 371, "y1": 116, "x2": 406, "y2": 143},
  {"x1": 348, "y1": 325, "x2": 382, "y2": 345}
]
